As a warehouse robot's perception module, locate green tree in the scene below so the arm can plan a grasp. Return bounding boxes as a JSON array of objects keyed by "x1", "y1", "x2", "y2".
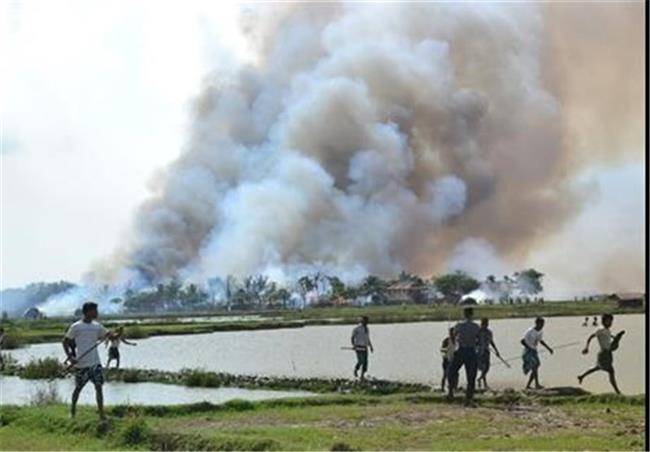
[{"x1": 432, "y1": 271, "x2": 480, "y2": 304}]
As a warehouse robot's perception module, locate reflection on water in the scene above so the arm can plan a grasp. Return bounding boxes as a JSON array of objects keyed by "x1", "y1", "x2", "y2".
[
  {"x1": 8, "y1": 314, "x2": 645, "y2": 394},
  {"x1": 0, "y1": 376, "x2": 313, "y2": 406}
]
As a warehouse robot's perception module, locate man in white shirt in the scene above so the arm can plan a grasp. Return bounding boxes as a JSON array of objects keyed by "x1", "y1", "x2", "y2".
[
  {"x1": 62, "y1": 301, "x2": 109, "y2": 420},
  {"x1": 351, "y1": 316, "x2": 373, "y2": 380},
  {"x1": 520, "y1": 317, "x2": 554, "y2": 390},
  {"x1": 577, "y1": 313, "x2": 625, "y2": 394}
]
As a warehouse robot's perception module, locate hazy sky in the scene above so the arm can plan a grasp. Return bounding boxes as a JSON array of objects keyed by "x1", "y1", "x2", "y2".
[{"x1": 1, "y1": 1, "x2": 644, "y2": 297}]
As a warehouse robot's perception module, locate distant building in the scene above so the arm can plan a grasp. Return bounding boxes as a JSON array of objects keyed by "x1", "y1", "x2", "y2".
[
  {"x1": 23, "y1": 307, "x2": 45, "y2": 320},
  {"x1": 609, "y1": 292, "x2": 645, "y2": 309},
  {"x1": 386, "y1": 281, "x2": 427, "y2": 304}
]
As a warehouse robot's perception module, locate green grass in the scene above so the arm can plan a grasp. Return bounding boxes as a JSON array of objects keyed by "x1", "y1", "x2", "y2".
[
  {"x1": 1, "y1": 300, "x2": 641, "y2": 347},
  {"x1": 0, "y1": 393, "x2": 645, "y2": 450}
]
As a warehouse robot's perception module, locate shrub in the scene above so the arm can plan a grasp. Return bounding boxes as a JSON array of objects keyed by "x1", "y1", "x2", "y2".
[
  {"x1": 1, "y1": 333, "x2": 23, "y2": 350},
  {"x1": 21, "y1": 357, "x2": 63, "y2": 379},
  {"x1": 125, "y1": 325, "x2": 148, "y2": 339},
  {"x1": 29, "y1": 381, "x2": 62, "y2": 406},
  {"x1": 182, "y1": 368, "x2": 222, "y2": 387},
  {"x1": 121, "y1": 369, "x2": 141, "y2": 383},
  {"x1": 118, "y1": 416, "x2": 152, "y2": 446}
]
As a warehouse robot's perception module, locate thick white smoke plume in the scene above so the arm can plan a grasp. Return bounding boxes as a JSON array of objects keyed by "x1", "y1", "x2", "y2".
[{"x1": 90, "y1": 3, "x2": 605, "y2": 292}]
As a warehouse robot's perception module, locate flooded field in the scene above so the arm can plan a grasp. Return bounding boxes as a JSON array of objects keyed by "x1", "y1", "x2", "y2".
[
  {"x1": 7, "y1": 314, "x2": 645, "y2": 394},
  {"x1": 0, "y1": 376, "x2": 313, "y2": 406}
]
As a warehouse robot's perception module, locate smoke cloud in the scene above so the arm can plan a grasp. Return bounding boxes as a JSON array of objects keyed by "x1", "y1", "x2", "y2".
[{"x1": 91, "y1": 2, "x2": 642, "y2": 290}]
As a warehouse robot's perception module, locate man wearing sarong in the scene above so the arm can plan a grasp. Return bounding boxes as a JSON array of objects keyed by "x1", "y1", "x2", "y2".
[
  {"x1": 351, "y1": 316, "x2": 373, "y2": 380},
  {"x1": 476, "y1": 318, "x2": 501, "y2": 390},
  {"x1": 521, "y1": 317, "x2": 554, "y2": 389},
  {"x1": 578, "y1": 313, "x2": 625, "y2": 394}
]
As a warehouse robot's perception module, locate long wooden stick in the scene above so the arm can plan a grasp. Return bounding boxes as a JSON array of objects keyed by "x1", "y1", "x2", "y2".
[
  {"x1": 492, "y1": 341, "x2": 581, "y2": 367},
  {"x1": 63, "y1": 338, "x2": 105, "y2": 371}
]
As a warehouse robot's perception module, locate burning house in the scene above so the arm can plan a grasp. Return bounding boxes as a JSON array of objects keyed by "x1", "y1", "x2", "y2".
[
  {"x1": 609, "y1": 292, "x2": 645, "y2": 309},
  {"x1": 386, "y1": 281, "x2": 429, "y2": 304}
]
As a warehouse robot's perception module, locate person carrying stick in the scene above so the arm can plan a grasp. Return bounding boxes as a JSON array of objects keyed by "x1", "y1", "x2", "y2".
[
  {"x1": 476, "y1": 318, "x2": 502, "y2": 390},
  {"x1": 62, "y1": 301, "x2": 110, "y2": 420},
  {"x1": 351, "y1": 316, "x2": 373, "y2": 380},
  {"x1": 521, "y1": 317, "x2": 554, "y2": 390}
]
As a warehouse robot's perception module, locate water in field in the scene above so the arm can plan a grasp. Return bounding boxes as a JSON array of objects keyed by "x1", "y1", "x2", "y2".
[
  {"x1": 0, "y1": 376, "x2": 313, "y2": 406},
  {"x1": 7, "y1": 314, "x2": 645, "y2": 394}
]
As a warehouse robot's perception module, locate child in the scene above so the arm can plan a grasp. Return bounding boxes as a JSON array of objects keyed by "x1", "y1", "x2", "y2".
[
  {"x1": 521, "y1": 317, "x2": 554, "y2": 389},
  {"x1": 440, "y1": 327, "x2": 457, "y2": 391},
  {"x1": 578, "y1": 313, "x2": 625, "y2": 394},
  {"x1": 105, "y1": 326, "x2": 137, "y2": 370}
]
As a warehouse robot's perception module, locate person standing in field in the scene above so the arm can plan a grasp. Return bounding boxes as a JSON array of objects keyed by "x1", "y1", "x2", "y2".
[
  {"x1": 521, "y1": 317, "x2": 554, "y2": 389},
  {"x1": 62, "y1": 302, "x2": 110, "y2": 420},
  {"x1": 577, "y1": 313, "x2": 625, "y2": 394},
  {"x1": 0, "y1": 327, "x2": 5, "y2": 370},
  {"x1": 351, "y1": 316, "x2": 373, "y2": 380},
  {"x1": 582, "y1": 317, "x2": 589, "y2": 327},
  {"x1": 476, "y1": 318, "x2": 502, "y2": 390},
  {"x1": 447, "y1": 305, "x2": 480, "y2": 404},
  {"x1": 105, "y1": 326, "x2": 137, "y2": 370},
  {"x1": 592, "y1": 316, "x2": 598, "y2": 326},
  {"x1": 440, "y1": 327, "x2": 457, "y2": 391}
]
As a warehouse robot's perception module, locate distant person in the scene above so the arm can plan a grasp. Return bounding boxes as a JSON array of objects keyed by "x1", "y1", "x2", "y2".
[
  {"x1": 351, "y1": 316, "x2": 373, "y2": 380},
  {"x1": 62, "y1": 302, "x2": 110, "y2": 420},
  {"x1": 0, "y1": 327, "x2": 5, "y2": 370},
  {"x1": 592, "y1": 316, "x2": 598, "y2": 326},
  {"x1": 440, "y1": 327, "x2": 457, "y2": 391},
  {"x1": 521, "y1": 317, "x2": 554, "y2": 390},
  {"x1": 578, "y1": 313, "x2": 625, "y2": 394},
  {"x1": 447, "y1": 304, "x2": 480, "y2": 404},
  {"x1": 105, "y1": 326, "x2": 137, "y2": 370},
  {"x1": 582, "y1": 317, "x2": 589, "y2": 327},
  {"x1": 476, "y1": 318, "x2": 502, "y2": 390}
]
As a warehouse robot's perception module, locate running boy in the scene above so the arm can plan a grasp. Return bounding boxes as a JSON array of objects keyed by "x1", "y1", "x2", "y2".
[
  {"x1": 577, "y1": 313, "x2": 625, "y2": 394},
  {"x1": 521, "y1": 317, "x2": 554, "y2": 389},
  {"x1": 62, "y1": 302, "x2": 110, "y2": 420}
]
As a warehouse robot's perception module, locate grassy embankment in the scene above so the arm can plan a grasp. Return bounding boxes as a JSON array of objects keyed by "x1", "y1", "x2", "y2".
[
  {"x1": 0, "y1": 299, "x2": 642, "y2": 347},
  {"x1": 0, "y1": 392, "x2": 645, "y2": 450}
]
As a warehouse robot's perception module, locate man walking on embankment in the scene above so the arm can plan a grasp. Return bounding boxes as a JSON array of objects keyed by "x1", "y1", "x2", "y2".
[
  {"x1": 63, "y1": 301, "x2": 110, "y2": 420},
  {"x1": 447, "y1": 304, "x2": 480, "y2": 405},
  {"x1": 351, "y1": 316, "x2": 373, "y2": 381}
]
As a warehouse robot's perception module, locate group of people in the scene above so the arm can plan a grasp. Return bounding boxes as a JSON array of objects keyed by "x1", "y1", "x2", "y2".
[
  {"x1": 50, "y1": 300, "x2": 625, "y2": 420},
  {"x1": 349, "y1": 303, "x2": 626, "y2": 406}
]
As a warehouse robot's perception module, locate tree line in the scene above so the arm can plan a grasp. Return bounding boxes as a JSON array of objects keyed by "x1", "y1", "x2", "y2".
[{"x1": 117, "y1": 268, "x2": 544, "y2": 313}]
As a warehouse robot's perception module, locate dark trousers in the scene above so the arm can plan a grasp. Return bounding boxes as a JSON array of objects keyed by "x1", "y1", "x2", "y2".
[
  {"x1": 448, "y1": 346, "x2": 478, "y2": 399},
  {"x1": 355, "y1": 349, "x2": 368, "y2": 373}
]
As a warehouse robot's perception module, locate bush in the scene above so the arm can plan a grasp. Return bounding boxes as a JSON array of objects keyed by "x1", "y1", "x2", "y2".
[
  {"x1": 118, "y1": 416, "x2": 152, "y2": 446},
  {"x1": 29, "y1": 381, "x2": 62, "y2": 406},
  {"x1": 121, "y1": 369, "x2": 141, "y2": 383},
  {"x1": 182, "y1": 369, "x2": 222, "y2": 387},
  {"x1": 1, "y1": 333, "x2": 23, "y2": 350},
  {"x1": 21, "y1": 357, "x2": 63, "y2": 379},
  {"x1": 125, "y1": 325, "x2": 148, "y2": 339}
]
